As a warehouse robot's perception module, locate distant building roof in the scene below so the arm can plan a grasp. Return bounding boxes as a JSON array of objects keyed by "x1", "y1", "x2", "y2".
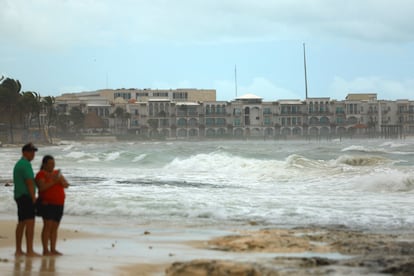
[
  {"x1": 279, "y1": 99, "x2": 302, "y2": 105},
  {"x1": 236, "y1": 93, "x2": 262, "y2": 100},
  {"x1": 306, "y1": 97, "x2": 331, "y2": 101},
  {"x1": 176, "y1": 102, "x2": 199, "y2": 106},
  {"x1": 87, "y1": 103, "x2": 111, "y2": 107},
  {"x1": 148, "y1": 98, "x2": 170, "y2": 102},
  {"x1": 346, "y1": 93, "x2": 377, "y2": 101}
]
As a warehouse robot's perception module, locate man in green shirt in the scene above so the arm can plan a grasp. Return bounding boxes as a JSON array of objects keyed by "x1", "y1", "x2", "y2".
[{"x1": 13, "y1": 142, "x2": 41, "y2": 257}]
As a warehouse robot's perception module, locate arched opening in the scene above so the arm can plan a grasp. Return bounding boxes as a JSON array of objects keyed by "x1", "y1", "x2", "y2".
[
  {"x1": 320, "y1": 126, "x2": 330, "y2": 136},
  {"x1": 234, "y1": 128, "x2": 243, "y2": 137},
  {"x1": 281, "y1": 128, "x2": 291, "y2": 136},
  {"x1": 189, "y1": 128, "x2": 198, "y2": 137},
  {"x1": 177, "y1": 129, "x2": 187, "y2": 137},
  {"x1": 292, "y1": 127, "x2": 301, "y2": 136},
  {"x1": 206, "y1": 128, "x2": 216, "y2": 137},
  {"x1": 309, "y1": 127, "x2": 319, "y2": 136}
]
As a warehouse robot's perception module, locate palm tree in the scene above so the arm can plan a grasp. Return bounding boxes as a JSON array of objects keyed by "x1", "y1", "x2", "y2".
[
  {"x1": 0, "y1": 77, "x2": 22, "y2": 143},
  {"x1": 42, "y1": 96, "x2": 56, "y2": 127},
  {"x1": 56, "y1": 113, "x2": 70, "y2": 136},
  {"x1": 69, "y1": 107, "x2": 85, "y2": 135},
  {"x1": 19, "y1": 91, "x2": 42, "y2": 140},
  {"x1": 110, "y1": 106, "x2": 130, "y2": 134},
  {"x1": 42, "y1": 96, "x2": 57, "y2": 140}
]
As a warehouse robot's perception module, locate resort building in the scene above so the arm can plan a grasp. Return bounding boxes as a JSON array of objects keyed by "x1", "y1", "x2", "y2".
[{"x1": 54, "y1": 89, "x2": 414, "y2": 139}]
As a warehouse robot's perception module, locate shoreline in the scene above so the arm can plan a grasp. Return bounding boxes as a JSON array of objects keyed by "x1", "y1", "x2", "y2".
[{"x1": 1, "y1": 216, "x2": 414, "y2": 275}]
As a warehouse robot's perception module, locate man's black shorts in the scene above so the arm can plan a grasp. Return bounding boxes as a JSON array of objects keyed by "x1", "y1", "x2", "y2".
[
  {"x1": 41, "y1": 204, "x2": 64, "y2": 223},
  {"x1": 15, "y1": 195, "x2": 35, "y2": 221}
]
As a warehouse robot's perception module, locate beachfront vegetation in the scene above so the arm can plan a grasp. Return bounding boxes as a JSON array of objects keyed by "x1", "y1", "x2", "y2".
[{"x1": 0, "y1": 77, "x2": 81, "y2": 143}]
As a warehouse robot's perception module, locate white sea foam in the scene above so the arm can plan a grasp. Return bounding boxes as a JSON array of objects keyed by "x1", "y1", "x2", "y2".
[
  {"x1": 62, "y1": 144, "x2": 75, "y2": 151},
  {"x1": 1, "y1": 139, "x2": 414, "y2": 231},
  {"x1": 341, "y1": 145, "x2": 387, "y2": 154},
  {"x1": 335, "y1": 155, "x2": 390, "y2": 166},
  {"x1": 380, "y1": 141, "x2": 407, "y2": 148},
  {"x1": 341, "y1": 145, "x2": 367, "y2": 152},
  {"x1": 350, "y1": 171, "x2": 414, "y2": 193},
  {"x1": 65, "y1": 151, "x2": 90, "y2": 159},
  {"x1": 104, "y1": 151, "x2": 121, "y2": 161},
  {"x1": 132, "y1": 154, "x2": 147, "y2": 162}
]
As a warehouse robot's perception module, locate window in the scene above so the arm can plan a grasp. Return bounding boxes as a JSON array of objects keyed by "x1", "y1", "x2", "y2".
[
  {"x1": 173, "y1": 92, "x2": 188, "y2": 99},
  {"x1": 160, "y1": 119, "x2": 169, "y2": 127},
  {"x1": 234, "y1": 118, "x2": 241, "y2": 126},
  {"x1": 114, "y1": 92, "x2": 131, "y2": 100},
  {"x1": 216, "y1": 118, "x2": 226, "y2": 126},
  {"x1": 188, "y1": 107, "x2": 197, "y2": 116},
  {"x1": 206, "y1": 118, "x2": 215, "y2": 126},
  {"x1": 177, "y1": 118, "x2": 187, "y2": 126},
  {"x1": 216, "y1": 105, "x2": 221, "y2": 114},
  {"x1": 153, "y1": 92, "x2": 168, "y2": 97}
]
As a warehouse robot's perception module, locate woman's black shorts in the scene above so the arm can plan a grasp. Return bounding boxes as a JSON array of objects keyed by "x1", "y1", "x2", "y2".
[{"x1": 39, "y1": 204, "x2": 64, "y2": 223}]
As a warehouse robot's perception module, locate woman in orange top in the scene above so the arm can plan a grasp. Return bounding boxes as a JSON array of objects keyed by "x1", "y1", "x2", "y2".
[{"x1": 35, "y1": 155, "x2": 69, "y2": 256}]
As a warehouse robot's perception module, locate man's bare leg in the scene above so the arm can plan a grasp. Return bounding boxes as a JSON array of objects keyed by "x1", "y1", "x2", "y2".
[
  {"x1": 25, "y1": 219, "x2": 41, "y2": 257},
  {"x1": 15, "y1": 221, "x2": 26, "y2": 256}
]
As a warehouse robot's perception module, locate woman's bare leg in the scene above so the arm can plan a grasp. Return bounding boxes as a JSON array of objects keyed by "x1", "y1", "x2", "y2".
[{"x1": 50, "y1": 221, "x2": 62, "y2": 255}]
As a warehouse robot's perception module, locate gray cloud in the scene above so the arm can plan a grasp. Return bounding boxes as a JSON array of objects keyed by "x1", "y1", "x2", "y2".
[{"x1": 1, "y1": 0, "x2": 413, "y2": 49}]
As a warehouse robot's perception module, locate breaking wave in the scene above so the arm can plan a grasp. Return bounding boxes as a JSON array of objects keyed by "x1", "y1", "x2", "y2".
[{"x1": 336, "y1": 155, "x2": 390, "y2": 166}]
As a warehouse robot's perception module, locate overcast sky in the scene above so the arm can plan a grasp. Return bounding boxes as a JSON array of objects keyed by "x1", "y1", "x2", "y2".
[{"x1": 1, "y1": 0, "x2": 413, "y2": 101}]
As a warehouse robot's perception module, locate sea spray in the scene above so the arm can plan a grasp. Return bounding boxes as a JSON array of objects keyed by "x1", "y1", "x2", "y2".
[{"x1": 0, "y1": 139, "x2": 413, "y2": 231}]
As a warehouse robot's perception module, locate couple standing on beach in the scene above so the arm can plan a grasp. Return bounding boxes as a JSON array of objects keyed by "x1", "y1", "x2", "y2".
[{"x1": 13, "y1": 143, "x2": 69, "y2": 257}]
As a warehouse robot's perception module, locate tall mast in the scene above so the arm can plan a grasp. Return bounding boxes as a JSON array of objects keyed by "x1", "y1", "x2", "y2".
[{"x1": 303, "y1": 43, "x2": 308, "y2": 99}]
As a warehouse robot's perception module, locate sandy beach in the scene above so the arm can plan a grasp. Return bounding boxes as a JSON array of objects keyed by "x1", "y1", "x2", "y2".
[
  {"x1": 0, "y1": 216, "x2": 204, "y2": 275},
  {"x1": 1, "y1": 215, "x2": 414, "y2": 275}
]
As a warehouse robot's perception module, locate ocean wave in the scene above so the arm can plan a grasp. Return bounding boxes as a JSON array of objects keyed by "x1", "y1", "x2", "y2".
[
  {"x1": 388, "y1": 151, "x2": 414, "y2": 156},
  {"x1": 65, "y1": 151, "x2": 91, "y2": 159},
  {"x1": 132, "y1": 153, "x2": 147, "y2": 162},
  {"x1": 285, "y1": 154, "x2": 326, "y2": 169},
  {"x1": 116, "y1": 179, "x2": 226, "y2": 189},
  {"x1": 351, "y1": 172, "x2": 414, "y2": 192},
  {"x1": 104, "y1": 151, "x2": 121, "y2": 161},
  {"x1": 336, "y1": 155, "x2": 390, "y2": 166},
  {"x1": 341, "y1": 145, "x2": 387, "y2": 154},
  {"x1": 61, "y1": 144, "x2": 75, "y2": 151},
  {"x1": 379, "y1": 141, "x2": 408, "y2": 148}
]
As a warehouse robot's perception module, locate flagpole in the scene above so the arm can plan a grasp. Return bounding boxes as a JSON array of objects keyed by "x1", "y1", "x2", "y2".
[{"x1": 303, "y1": 43, "x2": 308, "y2": 99}]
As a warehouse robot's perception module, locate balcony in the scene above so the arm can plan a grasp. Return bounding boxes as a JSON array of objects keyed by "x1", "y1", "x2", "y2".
[
  {"x1": 308, "y1": 111, "x2": 333, "y2": 116},
  {"x1": 280, "y1": 111, "x2": 302, "y2": 115}
]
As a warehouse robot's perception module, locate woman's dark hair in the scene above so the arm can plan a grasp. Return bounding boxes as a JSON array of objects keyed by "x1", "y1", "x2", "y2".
[{"x1": 40, "y1": 155, "x2": 54, "y2": 170}]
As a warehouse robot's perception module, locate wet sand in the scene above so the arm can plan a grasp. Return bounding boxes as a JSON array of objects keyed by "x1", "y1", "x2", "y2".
[
  {"x1": 166, "y1": 226, "x2": 414, "y2": 275},
  {"x1": 1, "y1": 217, "x2": 414, "y2": 275}
]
